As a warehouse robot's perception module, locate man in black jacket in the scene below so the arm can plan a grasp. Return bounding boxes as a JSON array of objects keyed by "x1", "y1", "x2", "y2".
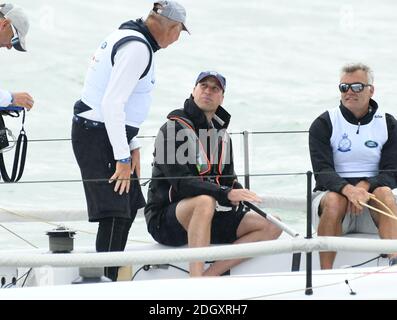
[
  {"x1": 145, "y1": 71, "x2": 282, "y2": 277},
  {"x1": 309, "y1": 63, "x2": 397, "y2": 269}
]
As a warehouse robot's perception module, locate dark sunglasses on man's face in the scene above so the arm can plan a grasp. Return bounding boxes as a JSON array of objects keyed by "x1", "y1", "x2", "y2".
[
  {"x1": 10, "y1": 23, "x2": 25, "y2": 52},
  {"x1": 339, "y1": 82, "x2": 371, "y2": 93},
  {"x1": 11, "y1": 36, "x2": 24, "y2": 51}
]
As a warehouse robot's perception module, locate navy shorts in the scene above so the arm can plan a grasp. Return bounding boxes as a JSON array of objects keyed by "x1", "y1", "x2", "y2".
[
  {"x1": 71, "y1": 118, "x2": 146, "y2": 222},
  {"x1": 149, "y1": 203, "x2": 247, "y2": 246}
]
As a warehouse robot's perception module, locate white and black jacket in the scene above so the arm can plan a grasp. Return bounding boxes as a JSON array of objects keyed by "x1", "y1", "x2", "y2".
[{"x1": 309, "y1": 99, "x2": 397, "y2": 193}]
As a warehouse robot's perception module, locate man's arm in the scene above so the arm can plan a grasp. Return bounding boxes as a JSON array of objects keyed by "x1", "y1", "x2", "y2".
[
  {"x1": 0, "y1": 89, "x2": 12, "y2": 106},
  {"x1": 102, "y1": 41, "x2": 150, "y2": 161},
  {"x1": 103, "y1": 41, "x2": 150, "y2": 195},
  {"x1": 367, "y1": 113, "x2": 397, "y2": 192},
  {"x1": 309, "y1": 112, "x2": 349, "y2": 193},
  {"x1": 0, "y1": 89, "x2": 34, "y2": 111}
]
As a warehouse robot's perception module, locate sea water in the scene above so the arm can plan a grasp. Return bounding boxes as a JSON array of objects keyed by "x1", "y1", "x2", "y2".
[{"x1": 1, "y1": 0, "x2": 397, "y2": 249}]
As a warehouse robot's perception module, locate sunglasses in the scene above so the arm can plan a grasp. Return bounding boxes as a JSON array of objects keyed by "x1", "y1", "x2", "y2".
[
  {"x1": 339, "y1": 82, "x2": 372, "y2": 93},
  {"x1": 10, "y1": 23, "x2": 25, "y2": 52}
]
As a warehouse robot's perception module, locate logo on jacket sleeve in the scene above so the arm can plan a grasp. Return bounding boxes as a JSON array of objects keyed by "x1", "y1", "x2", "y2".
[{"x1": 337, "y1": 133, "x2": 351, "y2": 152}]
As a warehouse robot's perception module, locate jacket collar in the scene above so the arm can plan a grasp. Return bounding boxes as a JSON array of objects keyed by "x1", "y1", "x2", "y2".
[
  {"x1": 119, "y1": 19, "x2": 160, "y2": 52},
  {"x1": 339, "y1": 98, "x2": 379, "y2": 125},
  {"x1": 168, "y1": 95, "x2": 231, "y2": 131}
]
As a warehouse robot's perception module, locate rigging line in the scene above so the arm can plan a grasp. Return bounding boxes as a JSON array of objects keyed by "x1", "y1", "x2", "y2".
[
  {"x1": 0, "y1": 206, "x2": 60, "y2": 226},
  {"x1": 8, "y1": 136, "x2": 158, "y2": 143},
  {"x1": 345, "y1": 255, "x2": 383, "y2": 268},
  {"x1": 359, "y1": 202, "x2": 397, "y2": 221},
  {"x1": 6, "y1": 130, "x2": 310, "y2": 143},
  {"x1": 1, "y1": 172, "x2": 396, "y2": 186},
  {"x1": 0, "y1": 224, "x2": 38, "y2": 248},
  {"x1": 250, "y1": 130, "x2": 308, "y2": 135},
  {"x1": 0, "y1": 206, "x2": 151, "y2": 245},
  {"x1": 3, "y1": 268, "x2": 32, "y2": 288},
  {"x1": 0, "y1": 172, "x2": 310, "y2": 186},
  {"x1": 314, "y1": 168, "x2": 397, "y2": 175},
  {"x1": 245, "y1": 264, "x2": 393, "y2": 300},
  {"x1": 369, "y1": 194, "x2": 395, "y2": 216},
  {"x1": 21, "y1": 268, "x2": 32, "y2": 288},
  {"x1": 131, "y1": 264, "x2": 189, "y2": 281}
]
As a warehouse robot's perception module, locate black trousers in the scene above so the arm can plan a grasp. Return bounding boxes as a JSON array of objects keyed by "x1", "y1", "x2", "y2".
[{"x1": 96, "y1": 217, "x2": 133, "y2": 281}]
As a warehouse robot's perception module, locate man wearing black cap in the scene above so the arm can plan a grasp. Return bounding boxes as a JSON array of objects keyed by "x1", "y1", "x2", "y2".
[
  {"x1": 145, "y1": 71, "x2": 282, "y2": 277},
  {"x1": 71, "y1": 1, "x2": 189, "y2": 281},
  {"x1": 0, "y1": 3, "x2": 34, "y2": 111}
]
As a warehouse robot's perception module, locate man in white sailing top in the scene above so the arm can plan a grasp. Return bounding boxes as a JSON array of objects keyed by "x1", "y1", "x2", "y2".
[
  {"x1": 71, "y1": 1, "x2": 189, "y2": 281},
  {"x1": 0, "y1": 3, "x2": 34, "y2": 111},
  {"x1": 309, "y1": 63, "x2": 397, "y2": 269}
]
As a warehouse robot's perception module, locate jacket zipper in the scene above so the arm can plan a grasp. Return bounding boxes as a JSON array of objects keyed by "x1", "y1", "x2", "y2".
[{"x1": 356, "y1": 121, "x2": 361, "y2": 134}]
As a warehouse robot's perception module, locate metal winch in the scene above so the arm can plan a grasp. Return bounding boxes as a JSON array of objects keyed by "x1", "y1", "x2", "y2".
[{"x1": 46, "y1": 226, "x2": 76, "y2": 253}]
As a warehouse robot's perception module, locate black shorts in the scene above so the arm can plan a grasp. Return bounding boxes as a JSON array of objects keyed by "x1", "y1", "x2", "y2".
[
  {"x1": 148, "y1": 203, "x2": 247, "y2": 246},
  {"x1": 71, "y1": 118, "x2": 146, "y2": 222}
]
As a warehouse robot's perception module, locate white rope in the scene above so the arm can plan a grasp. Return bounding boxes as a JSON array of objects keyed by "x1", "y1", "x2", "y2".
[{"x1": 0, "y1": 237, "x2": 397, "y2": 268}]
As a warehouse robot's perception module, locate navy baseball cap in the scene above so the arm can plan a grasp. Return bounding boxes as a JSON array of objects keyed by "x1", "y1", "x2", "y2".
[{"x1": 195, "y1": 71, "x2": 226, "y2": 91}]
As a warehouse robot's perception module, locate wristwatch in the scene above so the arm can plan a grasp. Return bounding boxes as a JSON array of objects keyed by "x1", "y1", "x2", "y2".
[{"x1": 118, "y1": 157, "x2": 131, "y2": 164}]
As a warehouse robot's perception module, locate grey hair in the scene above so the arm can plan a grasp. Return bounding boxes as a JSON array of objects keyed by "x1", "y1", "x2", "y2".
[{"x1": 340, "y1": 63, "x2": 374, "y2": 85}]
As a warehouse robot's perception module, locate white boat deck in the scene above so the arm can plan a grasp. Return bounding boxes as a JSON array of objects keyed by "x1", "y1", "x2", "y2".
[{"x1": 0, "y1": 265, "x2": 396, "y2": 300}]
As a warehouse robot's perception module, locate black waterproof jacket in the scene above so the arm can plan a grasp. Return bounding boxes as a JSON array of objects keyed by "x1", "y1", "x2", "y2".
[{"x1": 144, "y1": 96, "x2": 241, "y2": 227}]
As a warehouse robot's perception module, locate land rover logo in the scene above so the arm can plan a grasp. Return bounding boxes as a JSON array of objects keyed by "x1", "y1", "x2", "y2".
[{"x1": 365, "y1": 140, "x2": 378, "y2": 148}]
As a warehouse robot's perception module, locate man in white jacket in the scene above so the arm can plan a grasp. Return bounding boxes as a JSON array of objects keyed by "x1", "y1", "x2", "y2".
[{"x1": 71, "y1": 1, "x2": 189, "y2": 281}]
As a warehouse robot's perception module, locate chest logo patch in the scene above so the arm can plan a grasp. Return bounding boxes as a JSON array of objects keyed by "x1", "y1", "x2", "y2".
[
  {"x1": 365, "y1": 140, "x2": 378, "y2": 148},
  {"x1": 337, "y1": 133, "x2": 351, "y2": 152}
]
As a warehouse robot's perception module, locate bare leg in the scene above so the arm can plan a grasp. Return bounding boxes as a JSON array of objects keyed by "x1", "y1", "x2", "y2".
[
  {"x1": 371, "y1": 187, "x2": 397, "y2": 260},
  {"x1": 175, "y1": 195, "x2": 216, "y2": 277},
  {"x1": 317, "y1": 192, "x2": 348, "y2": 269},
  {"x1": 203, "y1": 212, "x2": 282, "y2": 276}
]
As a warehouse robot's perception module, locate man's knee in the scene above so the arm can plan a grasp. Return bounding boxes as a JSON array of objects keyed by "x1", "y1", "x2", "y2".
[
  {"x1": 192, "y1": 195, "x2": 216, "y2": 211},
  {"x1": 373, "y1": 186, "x2": 393, "y2": 199},
  {"x1": 265, "y1": 218, "x2": 282, "y2": 239},
  {"x1": 243, "y1": 213, "x2": 282, "y2": 240},
  {"x1": 176, "y1": 195, "x2": 216, "y2": 228},
  {"x1": 320, "y1": 192, "x2": 347, "y2": 219}
]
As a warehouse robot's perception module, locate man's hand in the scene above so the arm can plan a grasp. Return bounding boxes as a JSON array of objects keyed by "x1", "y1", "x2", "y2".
[
  {"x1": 109, "y1": 161, "x2": 131, "y2": 195},
  {"x1": 342, "y1": 184, "x2": 371, "y2": 215},
  {"x1": 11, "y1": 92, "x2": 34, "y2": 110},
  {"x1": 227, "y1": 188, "x2": 262, "y2": 206}
]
